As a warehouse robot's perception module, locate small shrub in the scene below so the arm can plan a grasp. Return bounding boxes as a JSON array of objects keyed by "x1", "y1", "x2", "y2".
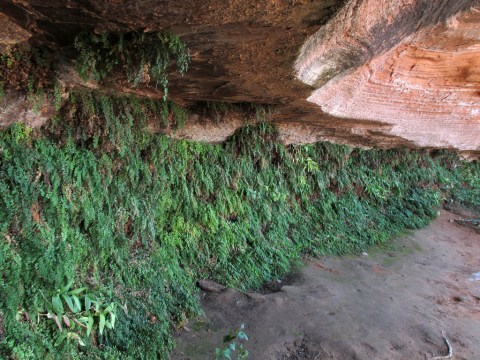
[{"x1": 34, "y1": 282, "x2": 117, "y2": 347}]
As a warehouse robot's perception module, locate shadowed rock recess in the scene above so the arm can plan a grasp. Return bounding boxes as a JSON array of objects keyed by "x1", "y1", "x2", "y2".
[
  {"x1": 0, "y1": 0, "x2": 479, "y2": 155},
  {"x1": 1, "y1": 1, "x2": 480, "y2": 359}
]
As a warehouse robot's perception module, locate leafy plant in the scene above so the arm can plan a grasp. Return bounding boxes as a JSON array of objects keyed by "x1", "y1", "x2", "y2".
[
  {"x1": 27, "y1": 81, "x2": 45, "y2": 114},
  {"x1": 0, "y1": 45, "x2": 57, "y2": 114},
  {"x1": 0, "y1": 45, "x2": 55, "y2": 92},
  {"x1": 304, "y1": 156, "x2": 319, "y2": 173},
  {"x1": 215, "y1": 324, "x2": 249, "y2": 360},
  {"x1": 35, "y1": 282, "x2": 117, "y2": 347},
  {"x1": 0, "y1": 91, "x2": 478, "y2": 359},
  {"x1": 74, "y1": 31, "x2": 190, "y2": 99},
  {"x1": 52, "y1": 81, "x2": 63, "y2": 111},
  {"x1": 5, "y1": 122, "x2": 32, "y2": 143}
]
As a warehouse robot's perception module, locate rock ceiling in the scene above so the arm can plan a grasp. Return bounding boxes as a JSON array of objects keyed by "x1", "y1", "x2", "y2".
[{"x1": 0, "y1": 0, "x2": 479, "y2": 155}]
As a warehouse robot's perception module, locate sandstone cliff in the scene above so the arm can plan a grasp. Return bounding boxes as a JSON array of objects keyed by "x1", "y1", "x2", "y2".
[{"x1": 0, "y1": 0, "x2": 479, "y2": 155}]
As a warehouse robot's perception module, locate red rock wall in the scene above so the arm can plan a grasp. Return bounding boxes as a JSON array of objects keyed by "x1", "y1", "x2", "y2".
[
  {"x1": 296, "y1": 1, "x2": 480, "y2": 153},
  {"x1": 0, "y1": 0, "x2": 479, "y2": 155}
]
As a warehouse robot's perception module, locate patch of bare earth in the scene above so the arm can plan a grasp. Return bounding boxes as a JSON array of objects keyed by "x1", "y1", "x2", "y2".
[{"x1": 171, "y1": 210, "x2": 480, "y2": 359}]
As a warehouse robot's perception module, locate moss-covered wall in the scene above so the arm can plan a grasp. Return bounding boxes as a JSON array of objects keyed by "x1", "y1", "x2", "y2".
[{"x1": 0, "y1": 91, "x2": 479, "y2": 359}]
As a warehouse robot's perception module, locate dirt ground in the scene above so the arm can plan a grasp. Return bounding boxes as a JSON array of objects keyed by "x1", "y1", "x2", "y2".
[{"x1": 171, "y1": 210, "x2": 480, "y2": 360}]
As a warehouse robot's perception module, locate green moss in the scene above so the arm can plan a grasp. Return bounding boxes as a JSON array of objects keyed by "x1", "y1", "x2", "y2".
[{"x1": 0, "y1": 92, "x2": 479, "y2": 359}]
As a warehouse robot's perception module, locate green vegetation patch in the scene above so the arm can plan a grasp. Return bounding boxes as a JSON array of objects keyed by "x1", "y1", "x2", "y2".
[
  {"x1": 0, "y1": 93, "x2": 479, "y2": 359},
  {"x1": 1, "y1": 29, "x2": 190, "y2": 117},
  {"x1": 0, "y1": 44, "x2": 58, "y2": 113},
  {"x1": 0, "y1": 45, "x2": 55, "y2": 92},
  {"x1": 74, "y1": 31, "x2": 190, "y2": 99}
]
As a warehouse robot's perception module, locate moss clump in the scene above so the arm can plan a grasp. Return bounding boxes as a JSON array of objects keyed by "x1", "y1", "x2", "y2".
[{"x1": 0, "y1": 92, "x2": 479, "y2": 359}]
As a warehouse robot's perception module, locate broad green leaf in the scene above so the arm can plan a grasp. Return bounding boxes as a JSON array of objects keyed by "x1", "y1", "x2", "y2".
[
  {"x1": 54, "y1": 332, "x2": 66, "y2": 347},
  {"x1": 78, "y1": 316, "x2": 89, "y2": 324},
  {"x1": 44, "y1": 302, "x2": 54, "y2": 313},
  {"x1": 69, "y1": 287, "x2": 87, "y2": 295},
  {"x1": 59, "y1": 280, "x2": 74, "y2": 294},
  {"x1": 85, "y1": 296, "x2": 92, "y2": 311},
  {"x1": 72, "y1": 295, "x2": 82, "y2": 313},
  {"x1": 105, "y1": 302, "x2": 115, "y2": 313},
  {"x1": 99, "y1": 313, "x2": 106, "y2": 334},
  {"x1": 87, "y1": 316, "x2": 94, "y2": 337},
  {"x1": 94, "y1": 301, "x2": 101, "y2": 312},
  {"x1": 238, "y1": 331, "x2": 248, "y2": 341},
  {"x1": 52, "y1": 295, "x2": 64, "y2": 314},
  {"x1": 63, "y1": 294, "x2": 75, "y2": 312},
  {"x1": 110, "y1": 311, "x2": 116, "y2": 329},
  {"x1": 223, "y1": 348, "x2": 231, "y2": 360}
]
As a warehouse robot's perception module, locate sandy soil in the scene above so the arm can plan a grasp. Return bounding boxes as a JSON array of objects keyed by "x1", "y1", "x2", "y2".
[{"x1": 171, "y1": 210, "x2": 480, "y2": 360}]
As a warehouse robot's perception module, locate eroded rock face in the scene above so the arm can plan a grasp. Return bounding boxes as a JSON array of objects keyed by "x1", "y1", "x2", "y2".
[
  {"x1": 296, "y1": 1, "x2": 480, "y2": 153},
  {"x1": 0, "y1": 91, "x2": 56, "y2": 129},
  {"x1": 0, "y1": 0, "x2": 479, "y2": 155},
  {"x1": 0, "y1": 12, "x2": 30, "y2": 52},
  {"x1": 294, "y1": 0, "x2": 475, "y2": 86}
]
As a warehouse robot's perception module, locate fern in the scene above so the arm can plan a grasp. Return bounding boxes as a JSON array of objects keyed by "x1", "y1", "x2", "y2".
[
  {"x1": 74, "y1": 31, "x2": 190, "y2": 99},
  {"x1": 0, "y1": 92, "x2": 479, "y2": 359}
]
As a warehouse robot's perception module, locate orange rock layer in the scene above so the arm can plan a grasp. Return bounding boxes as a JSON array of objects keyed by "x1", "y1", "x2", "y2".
[{"x1": 297, "y1": 2, "x2": 480, "y2": 152}]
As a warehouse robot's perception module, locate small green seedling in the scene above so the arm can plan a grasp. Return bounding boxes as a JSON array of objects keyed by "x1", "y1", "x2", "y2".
[
  {"x1": 34, "y1": 281, "x2": 117, "y2": 347},
  {"x1": 215, "y1": 324, "x2": 249, "y2": 360}
]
